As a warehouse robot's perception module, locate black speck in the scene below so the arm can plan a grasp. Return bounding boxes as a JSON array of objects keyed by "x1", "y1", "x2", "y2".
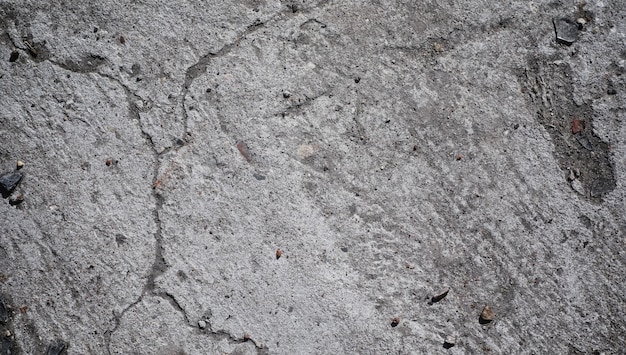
[
  {"x1": 354, "y1": 77, "x2": 361, "y2": 83},
  {"x1": 9, "y1": 51, "x2": 19, "y2": 62},
  {"x1": 340, "y1": 247, "x2": 348, "y2": 252},
  {"x1": 115, "y1": 234, "x2": 127, "y2": 245}
]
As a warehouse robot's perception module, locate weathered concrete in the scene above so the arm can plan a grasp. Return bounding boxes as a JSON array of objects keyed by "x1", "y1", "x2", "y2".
[{"x1": 1, "y1": 0, "x2": 624, "y2": 354}]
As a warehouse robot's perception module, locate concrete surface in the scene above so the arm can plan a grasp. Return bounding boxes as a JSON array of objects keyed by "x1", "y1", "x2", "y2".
[{"x1": 0, "y1": 0, "x2": 625, "y2": 354}]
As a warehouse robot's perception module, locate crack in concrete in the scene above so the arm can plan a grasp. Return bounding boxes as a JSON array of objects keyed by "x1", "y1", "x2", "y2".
[
  {"x1": 203, "y1": 320, "x2": 268, "y2": 354},
  {"x1": 179, "y1": 3, "x2": 326, "y2": 137},
  {"x1": 95, "y1": 13, "x2": 290, "y2": 352},
  {"x1": 159, "y1": 292, "x2": 190, "y2": 325},
  {"x1": 16, "y1": 5, "x2": 321, "y2": 353},
  {"x1": 18, "y1": 55, "x2": 165, "y2": 354},
  {"x1": 180, "y1": 16, "x2": 274, "y2": 139},
  {"x1": 103, "y1": 296, "x2": 143, "y2": 355}
]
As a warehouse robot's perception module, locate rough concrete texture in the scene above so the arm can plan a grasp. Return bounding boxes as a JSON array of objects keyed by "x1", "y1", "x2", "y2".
[{"x1": 0, "y1": 0, "x2": 625, "y2": 354}]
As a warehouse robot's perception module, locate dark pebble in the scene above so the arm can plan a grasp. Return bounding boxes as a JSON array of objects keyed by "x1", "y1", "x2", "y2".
[
  {"x1": 45, "y1": 341, "x2": 68, "y2": 355},
  {"x1": 0, "y1": 298, "x2": 9, "y2": 323},
  {"x1": 9, "y1": 194, "x2": 24, "y2": 206},
  {"x1": 443, "y1": 336, "x2": 456, "y2": 349},
  {"x1": 1, "y1": 336, "x2": 15, "y2": 354},
  {"x1": 9, "y1": 51, "x2": 19, "y2": 62},
  {"x1": 430, "y1": 287, "x2": 450, "y2": 304},
  {"x1": 607, "y1": 88, "x2": 617, "y2": 95},
  {"x1": 553, "y1": 18, "x2": 578, "y2": 45},
  {"x1": 253, "y1": 173, "x2": 266, "y2": 180},
  {"x1": 576, "y1": 134, "x2": 594, "y2": 151},
  {"x1": 0, "y1": 172, "x2": 23, "y2": 198}
]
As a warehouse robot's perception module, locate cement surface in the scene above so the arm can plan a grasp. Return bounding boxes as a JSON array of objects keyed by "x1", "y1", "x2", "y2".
[{"x1": 0, "y1": 0, "x2": 625, "y2": 354}]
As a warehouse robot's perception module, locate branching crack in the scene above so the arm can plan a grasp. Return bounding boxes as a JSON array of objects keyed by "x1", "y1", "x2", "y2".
[
  {"x1": 158, "y1": 292, "x2": 191, "y2": 325},
  {"x1": 19, "y1": 5, "x2": 335, "y2": 354}
]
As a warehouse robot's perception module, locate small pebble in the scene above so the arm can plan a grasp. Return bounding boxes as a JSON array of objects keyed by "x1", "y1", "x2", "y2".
[
  {"x1": 390, "y1": 317, "x2": 400, "y2": 327},
  {"x1": 9, "y1": 194, "x2": 24, "y2": 206},
  {"x1": 198, "y1": 320, "x2": 206, "y2": 329},
  {"x1": 45, "y1": 341, "x2": 67, "y2": 355},
  {"x1": 571, "y1": 117, "x2": 584, "y2": 134},
  {"x1": 276, "y1": 249, "x2": 283, "y2": 259},
  {"x1": 0, "y1": 298, "x2": 8, "y2": 322},
  {"x1": 570, "y1": 178, "x2": 585, "y2": 195},
  {"x1": 0, "y1": 172, "x2": 23, "y2": 198},
  {"x1": 16, "y1": 161, "x2": 24, "y2": 169},
  {"x1": 553, "y1": 18, "x2": 578, "y2": 45},
  {"x1": 9, "y1": 51, "x2": 19, "y2": 62},
  {"x1": 236, "y1": 142, "x2": 253, "y2": 164},
  {"x1": 576, "y1": 134, "x2": 593, "y2": 151},
  {"x1": 430, "y1": 287, "x2": 450, "y2": 304},
  {"x1": 443, "y1": 335, "x2": 456, "y2": 348},
  {"x1": 479, "y1": 305, "x2": 495, "y2": 323},
  {"x1": 568, "y1": 170, "x2": 576, "y2": 181}
]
